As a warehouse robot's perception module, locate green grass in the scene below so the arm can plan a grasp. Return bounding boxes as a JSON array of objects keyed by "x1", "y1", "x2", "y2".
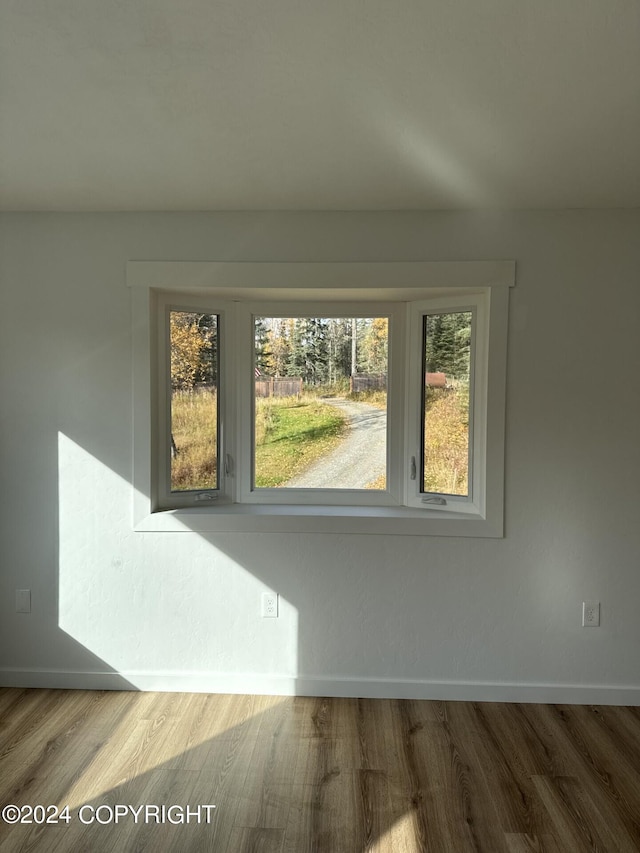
[
  {"x1": 170, "y1": 389, "x2": 346, "y2": 491},
  {"x1": 170, "y1": 384, "x2": 469, "y2": 495},
  {"x1": 255, "y1": 396, "x2": 346, "y2": 487}
]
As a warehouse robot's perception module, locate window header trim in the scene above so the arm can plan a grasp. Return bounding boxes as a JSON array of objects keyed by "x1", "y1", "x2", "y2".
[{"x1": 127, "y1": 260, "x2": 515, "y2": 300}]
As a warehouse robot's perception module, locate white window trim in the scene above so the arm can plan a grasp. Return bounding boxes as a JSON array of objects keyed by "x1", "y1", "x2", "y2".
[{"x1": 129, "y1": 261, "x2": 514, "y2": 537}]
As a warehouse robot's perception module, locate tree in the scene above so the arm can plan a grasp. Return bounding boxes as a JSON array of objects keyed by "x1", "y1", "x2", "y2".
[
  {"x1": 304, "y1": 318, "x2": 329, "y2": 384},
  {"x1": 287, "y1": 318, "x2": 307, "y2": 379},
  {"x1": 265, "y1": 319, "x2": 291, "y2": 377},
  {"x1": 326, "y1": 318, "x2": 352, "y2": 380},
  {"x1": 361, "y1": 317, "x2": 388, "y2": 374},
  {"x1": 196, "y1": 313, "x2": 218, "y2": 384},
  {"x1": 425, "y1": 312, "x2": 471, "y2": 379},
  {"x1": 284, "y1": 318, "x2": 330, "y2": 385},
  {"x1": 254, "y1": 317, "x2": 271, "y2": 375},
  {"x1": 169, "y1": 312, "x2": 216, "y2": 390}
]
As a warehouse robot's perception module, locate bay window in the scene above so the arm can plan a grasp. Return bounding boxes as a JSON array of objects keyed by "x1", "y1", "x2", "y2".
[{"x1": 130, "y1": 261, "x2": 513, "y2": 536}]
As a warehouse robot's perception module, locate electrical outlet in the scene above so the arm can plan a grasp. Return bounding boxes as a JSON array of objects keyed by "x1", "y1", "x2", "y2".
[
  {"x1": 582, "y1": 601, "x2": 600, "y2": 627},
  {"x1": 261, "y1": 592, "x2": 278, "y2": 618},
  {"x1": 16, "y1": 589, "x2": 31, "y2": 613}
]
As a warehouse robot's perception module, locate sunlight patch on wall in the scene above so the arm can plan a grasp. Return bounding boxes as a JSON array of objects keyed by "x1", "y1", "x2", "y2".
[{"x1": 57, "y1": 432, "x2": 299, "y2": 689}]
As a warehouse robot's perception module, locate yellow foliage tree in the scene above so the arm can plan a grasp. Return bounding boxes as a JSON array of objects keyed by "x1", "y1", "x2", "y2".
[
  {"x1": 170, "y1": 313, "x2": 211, "y2": 390},
  {"x1": 362, "y1": 317, "x2": 388, "y2": 374},
  {"x1": 265, "y1": 320, "x2": 291, "y2": 377}
]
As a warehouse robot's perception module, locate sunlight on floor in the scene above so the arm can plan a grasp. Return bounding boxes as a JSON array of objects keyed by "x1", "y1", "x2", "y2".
[
  {"x1": 60, "y1": 692, "x2": 288, "y2": 810},
  {"x1": 374, "y1": 811, "x2": 419, "y2": 851}
]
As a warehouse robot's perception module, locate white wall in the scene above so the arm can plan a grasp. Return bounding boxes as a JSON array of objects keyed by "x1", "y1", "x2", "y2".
[{"x1": 1, "y1": 211, "x2": 639, "y2": 703}]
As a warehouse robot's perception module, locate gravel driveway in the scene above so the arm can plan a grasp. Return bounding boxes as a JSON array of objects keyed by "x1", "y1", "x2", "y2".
[{"x1": 285, "y1": 397, "x2": 386, "y2": 489}]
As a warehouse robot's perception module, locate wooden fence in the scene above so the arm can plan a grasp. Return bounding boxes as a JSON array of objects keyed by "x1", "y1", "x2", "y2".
[
  {"x1": 255, "y1": 377, "x2": 303, "y2": 398},
  {"x1": 350, "y1": 374, "x2": 387, "y2": 393},
  {"x1": 349, "y1": 373, "x2": 450, "y2": 392}
]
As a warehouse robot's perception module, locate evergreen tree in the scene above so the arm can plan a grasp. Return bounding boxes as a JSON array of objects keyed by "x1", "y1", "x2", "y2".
[
  {"x1": 305, "y1": 318, "x2": 329, "y2": 385},
  {"x1": 287, "y1": 318, "x2": 307, "y2": 378},
  {"x1": 329, "y1": 318, "x2": 352, "y2": 379},
  {"x1": 195, "y1": 313, "x2": 218, "y2": 385},
  {"x1": 425, "y1": 311, "x2": 471, "y2": 379},
  {"x1": 262, "y1": 315, "x2": 391, "y2": 385},
  {"x1": 254, "y1": 317, "x2": 271, "y2": 375}
]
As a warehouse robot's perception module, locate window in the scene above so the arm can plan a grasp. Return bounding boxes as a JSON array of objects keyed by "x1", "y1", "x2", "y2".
[
  {"x1": 130, "y1": 261, "x2": 514, "y2": 536},
  {"x1": 156, "y1": 298, "x2": 404, "y2": 510},
  {"x1": 404, "y1": 294, "x2": 489, "y2": 517},
  {"x1": 168, "y1": 310, "x2": 219, "y2": 494},
  {"x1": 422, "y1": 310, "x2": 473, "y2": 497},
  {"x1": 252, "y1": 313, "x2": 390, "y2": 493}
]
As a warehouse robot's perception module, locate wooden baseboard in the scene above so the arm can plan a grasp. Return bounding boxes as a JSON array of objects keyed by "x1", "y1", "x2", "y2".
[{"x1": 1, "y1": 668, "x2": 639, "y2": 705}]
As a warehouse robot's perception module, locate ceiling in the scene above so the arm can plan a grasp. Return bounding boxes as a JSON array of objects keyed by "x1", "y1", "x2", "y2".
[{"x1": 1, "y1": 0, "x2": 639, "y2": 211}]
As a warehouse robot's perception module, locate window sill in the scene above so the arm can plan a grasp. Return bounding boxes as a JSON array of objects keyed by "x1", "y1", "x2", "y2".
[{"x1": 134, "y1": 504, "x2": 503, "y2": 538}]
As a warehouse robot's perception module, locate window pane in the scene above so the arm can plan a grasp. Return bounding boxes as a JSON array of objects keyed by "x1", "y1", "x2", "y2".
[
  {"x1": 254, "y1": 317, "x2": 388, "y2": 490},
  {"x1": 169, "y1": 311, "x2": 218, "y2": 492},
  {"x1": 422, "y1": 311, "x2": 472, "y2": 497}
]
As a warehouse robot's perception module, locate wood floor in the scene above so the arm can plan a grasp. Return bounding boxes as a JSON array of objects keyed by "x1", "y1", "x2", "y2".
[{"x1": 1, "y1": 689, "x2": 640, "y2": 852}]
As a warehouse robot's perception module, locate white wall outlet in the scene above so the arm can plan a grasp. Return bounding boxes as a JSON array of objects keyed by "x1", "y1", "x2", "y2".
[
  {"x1": 261, "y1": 592, "x2": 278, "y2": 618},
  {"x1": 582, "y1": 601, "x2": 600, "y2": 627},
  {"x1": 16, "y1": 589, "x2": 31, "y2": 613}
]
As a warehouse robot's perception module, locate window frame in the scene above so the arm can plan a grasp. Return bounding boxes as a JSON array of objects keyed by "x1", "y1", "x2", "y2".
[
  {"x1": 236, "y1": 300, "x2": 405, "y2": 507},
  {"x1": 156, "y1": 296, "x2": 231, "y2": 510},
  {"x1": 405, "y1": 294, "x2": 487, "y2": 515},
  {"x1": 130, "y1": 261, "x2": 514, "y2": 537}
]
